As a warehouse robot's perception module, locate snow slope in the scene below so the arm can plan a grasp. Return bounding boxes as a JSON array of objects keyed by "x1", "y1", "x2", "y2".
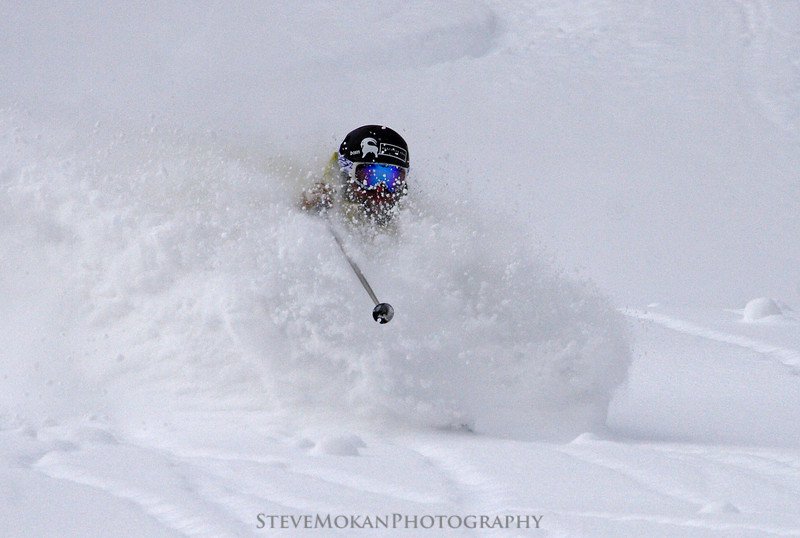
[
  {"x1": 3, "y1": 303, "x2": 800, "y2": 537},
  {"x1": 2, "y1": 1, "x2": 800, "y2": 536}
]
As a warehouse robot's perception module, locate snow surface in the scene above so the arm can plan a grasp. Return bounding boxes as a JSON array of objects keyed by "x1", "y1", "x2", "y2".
[{"x1": 2, "y1": 1, "x2": 800, "y2": 536}]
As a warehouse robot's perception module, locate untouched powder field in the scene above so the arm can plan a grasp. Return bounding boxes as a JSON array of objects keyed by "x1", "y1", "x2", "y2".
[{"x1": 2, "y1": 1, "x2": 799, "y2": 536}]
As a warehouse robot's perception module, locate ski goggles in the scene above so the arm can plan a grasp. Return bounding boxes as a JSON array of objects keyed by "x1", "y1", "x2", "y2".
[{"x1": 353, "y1": 163, "x2": 407, "y2": 193}]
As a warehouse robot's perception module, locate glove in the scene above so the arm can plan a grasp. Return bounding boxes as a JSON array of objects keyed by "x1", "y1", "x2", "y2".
[{"x1": 300, "y1": 182, "x2": 334, "y2": 213}]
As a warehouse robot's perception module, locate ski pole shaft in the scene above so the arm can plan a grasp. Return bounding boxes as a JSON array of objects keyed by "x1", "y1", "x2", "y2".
[
  {"x1": 327, "y1": 221, "x2": 379, "y2": 306},
  {"x1": 325, "y1": 216, "x2": 394, "y2": 324}
]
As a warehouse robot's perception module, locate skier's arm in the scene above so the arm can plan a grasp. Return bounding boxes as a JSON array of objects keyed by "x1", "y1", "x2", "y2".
[{"x1": 299, "y1": 153, "x2": 338, "y2": 213}]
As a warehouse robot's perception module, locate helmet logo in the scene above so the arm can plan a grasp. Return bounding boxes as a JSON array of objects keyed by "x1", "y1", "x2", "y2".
[{"x1": 360, "y1": 138, "x2": 379, "y2": 159}]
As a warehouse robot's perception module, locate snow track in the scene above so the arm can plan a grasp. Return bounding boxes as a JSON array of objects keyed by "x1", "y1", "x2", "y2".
[
  {"x1": 33, "y1": 443, "x2": 244, "y2": 537},
  {"x1": 4, "y1": 409, "x2": 800, "y2": 537},
  {"x1": 622, "y1": 308, "x2": 800, "y2": 373}
]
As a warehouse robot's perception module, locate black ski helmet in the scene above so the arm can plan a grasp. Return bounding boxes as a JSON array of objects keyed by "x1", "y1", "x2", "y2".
[{"x1": 339, "y1": 125, "x2": 409, "y2": 168}]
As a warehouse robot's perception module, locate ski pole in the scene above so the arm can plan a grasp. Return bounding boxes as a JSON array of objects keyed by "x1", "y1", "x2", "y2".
[{"x1": 326, "y1": 218, "x2": 394, "y2": 324}]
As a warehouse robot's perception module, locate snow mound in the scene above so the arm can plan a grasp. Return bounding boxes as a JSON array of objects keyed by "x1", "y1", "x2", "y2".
[
  {"x1": 312, "y1": 434, "x2": 366, "y2": 457},
  {"x1": 698, "y1": 501, "x2": 740, "y2": 514},
  {"x1": 570, "y1": 432, "x2": 602, "y2": 444},
  {"x1": 742, "y1": 297, "x2": 783, "y2": 322}
]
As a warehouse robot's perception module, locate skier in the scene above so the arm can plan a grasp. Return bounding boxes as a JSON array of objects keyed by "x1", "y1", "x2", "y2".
[{"x1": 301, "y1": 125, "x2": 410, "y2": 227}]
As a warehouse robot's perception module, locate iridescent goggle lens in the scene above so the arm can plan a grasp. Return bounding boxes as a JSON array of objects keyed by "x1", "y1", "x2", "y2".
[{"x1": 354, "y1": 163, "x2": 407, "y2": 193}]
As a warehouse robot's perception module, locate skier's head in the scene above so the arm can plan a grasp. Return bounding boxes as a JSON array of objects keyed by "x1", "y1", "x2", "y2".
[{"x1": 337, "y1": 125, "x2": 409, "y2": 223}]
